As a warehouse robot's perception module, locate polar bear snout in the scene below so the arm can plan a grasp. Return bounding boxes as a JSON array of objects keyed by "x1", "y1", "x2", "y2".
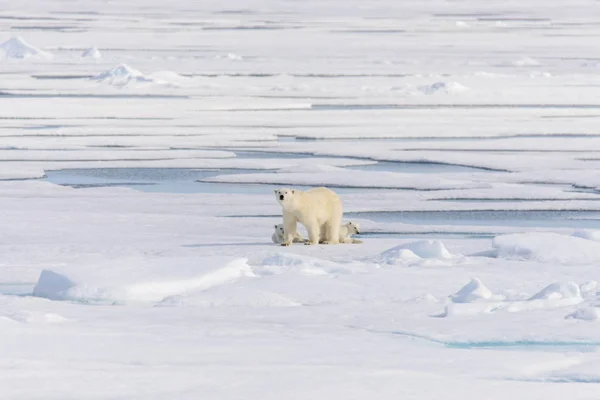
[{"x1": 279, "y1": 194, "x2": 284, "y2": 200}]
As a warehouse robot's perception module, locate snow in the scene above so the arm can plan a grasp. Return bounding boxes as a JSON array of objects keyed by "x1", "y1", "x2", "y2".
[{"x1": 4, "y1": 0, "x2": 600, "y2": 398}]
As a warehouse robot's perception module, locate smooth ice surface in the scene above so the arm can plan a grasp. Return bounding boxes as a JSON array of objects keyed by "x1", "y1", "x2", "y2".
[{"x1": 4, "y1": 0, "x2": 600, "y2": 398}]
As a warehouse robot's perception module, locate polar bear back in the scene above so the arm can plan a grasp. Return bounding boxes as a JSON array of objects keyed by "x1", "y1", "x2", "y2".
[{"x1": 294, "y1": 187, "x2": 342, "y2": 225}]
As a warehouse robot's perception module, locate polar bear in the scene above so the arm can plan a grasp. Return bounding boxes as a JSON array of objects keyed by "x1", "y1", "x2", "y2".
[
  {"x1": 274, "y1": 186, "x2": 343, "y2": 246},
  {"x1": 338, "y1": 221, "x2": 363, "y2": 244},
  {"x1": 271, "y1": 224, "x2": 305, "y2": 244}
]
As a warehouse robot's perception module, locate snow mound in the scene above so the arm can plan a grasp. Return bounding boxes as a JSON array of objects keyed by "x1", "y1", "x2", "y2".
[
  {"x1": 493, "y1": 233, "x2": 600, "y2": 265},
  {"x1": 0, "y1": 36, "x2": 51, "y2": 59},
  {"x1": 32, "y1": 258, "x2": 255, "y2": 304},
  {"x1": 566, "y1": 307, "x2": 600, "y2": 321},
  {"x1": 450, "y1": 278, "x2": 495, "y2": 303},
  {"x1": 81, "y1": 47, "x2": 102, "y2": 59},
  {"x1": 92, "y1": 63, "x2": 147, "y2": 85},
  {"x1": 375, "y1": 240, "x2": 455, "y2": 265},
  {"x1": 528, "y1": 282, "x2": 581, "y2": 301},
  {"x1": 572, "y1": 230, "x2": 600, "y2": 242},
  {"x1": 418, "y1": 81, "x2": 468, "y2": 95},
  {"x1": 92, "y1": 64, "x2": 188, "y2": 87}
]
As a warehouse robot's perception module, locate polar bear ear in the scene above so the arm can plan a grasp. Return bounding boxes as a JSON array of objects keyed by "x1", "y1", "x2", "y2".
[
  {"x1": 274, "y1": 224, "x2": 277, "y2": 228},
  {"x1": 291, "y1": 190, "x2": 295, "y2": 194},
  {"x1": 273, "y1": 189, "x2": 278, "y2": 194}
]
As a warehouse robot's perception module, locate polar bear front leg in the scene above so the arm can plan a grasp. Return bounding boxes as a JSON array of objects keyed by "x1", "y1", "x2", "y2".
[
  {"x1": 304, "y1": 219, "x2": 320, "y2": 245},
  {"x1": 318, "y1": 223, "x2": 328, "y2": 244},
  {"x1": 282, "y1": 213, "x2": 298, "y2": 246}
]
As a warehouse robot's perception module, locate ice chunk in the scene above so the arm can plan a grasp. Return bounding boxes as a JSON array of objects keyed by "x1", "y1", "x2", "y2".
[{"x1": 32, "y1": 270, "x2": 76, "y2": 300}]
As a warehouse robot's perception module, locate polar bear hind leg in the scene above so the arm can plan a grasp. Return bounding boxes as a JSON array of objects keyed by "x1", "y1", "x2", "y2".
[
  {"x1": 318, "y1": 222, "x2": 329, "y2": 244},
  {"x1": 322, "y1": 213, "x2": 341, "y2": 245}
]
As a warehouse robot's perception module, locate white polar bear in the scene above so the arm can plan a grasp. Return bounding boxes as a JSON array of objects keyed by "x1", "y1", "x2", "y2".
[
  {"x1": 271, "y1": 224, "x2": 305, "y2": 244},
  {"x1": 274, "y1": 186, "x2": 343, "y2": 246},
  {"x1": 338, "y1": 221, "x2": 363, "y2": 244}
]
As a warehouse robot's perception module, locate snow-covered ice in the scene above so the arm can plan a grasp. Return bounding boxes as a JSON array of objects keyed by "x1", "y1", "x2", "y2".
[{"x1": 3, "y1": 0, "x2": 600, "y2": 398}]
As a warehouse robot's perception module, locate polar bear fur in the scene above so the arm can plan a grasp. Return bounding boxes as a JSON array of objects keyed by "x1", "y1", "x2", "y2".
[
  {"x1": 338, "y1": 221, "x2": 363, "y2": 244},
  {"x1": 271, "y1": 224, "x2": 305, "y2": 244},
  {"x1": 274, "y1": 187, "x2": 343, "y2": 246}
]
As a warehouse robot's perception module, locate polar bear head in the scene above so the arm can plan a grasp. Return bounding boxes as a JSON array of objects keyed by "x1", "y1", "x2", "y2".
[
  {"x1": 346, "y1": 221, "x2": 360, "y2": 235},
  {"x1": 274, "y1": 187, "x2": 296, "y2": 207}
]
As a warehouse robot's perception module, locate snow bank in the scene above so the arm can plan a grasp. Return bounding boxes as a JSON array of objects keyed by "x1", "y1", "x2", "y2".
[
  {"x1": 493, "y1": 233, "x2": 600, "y2": 265},
  {"x1": 81, "y1": 47, "x2": 102, "y2": 59},
  {"x1": 32, "y1": 258, "x2": 255, "y2": 304},
  {"x1": 0, "y1": 36, "x2": 52, "y2": 59},
  {"x1": 374, "y1": 240, "x2": 456, "y2": 266}
]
